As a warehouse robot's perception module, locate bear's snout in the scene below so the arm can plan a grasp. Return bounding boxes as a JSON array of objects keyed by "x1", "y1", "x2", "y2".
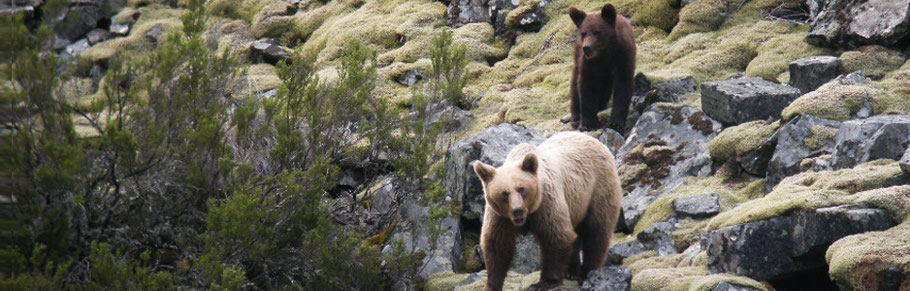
[
  {"x1": 582, "y1": 45, "x2": 593, "y2": 56},
  {"x1": 512, "y1": 208, "x2": 525, "y2": 219}
]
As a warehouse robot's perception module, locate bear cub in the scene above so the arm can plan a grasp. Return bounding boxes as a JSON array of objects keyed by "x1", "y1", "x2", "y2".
[
  {"x1": 473, "y1": 132, "x2": 622, "y2": 291},
  {"x1": 564, "y1": 4, "x2": 637, "y2": 133}
]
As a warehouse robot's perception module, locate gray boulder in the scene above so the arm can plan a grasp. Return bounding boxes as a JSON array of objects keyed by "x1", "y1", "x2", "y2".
[
  {"x1": 900, "y1": 146, "x2": 910, "y2": 177},
  {"x1": 807, "y1": 0, "x2": 910, "y2": 48},
  {"x1": 443, "y1": 123, "x2": 545, "y2": 220},
  {"x1": 86, "y1": 28, "x2": 111, "y2": 45},
  {"x1": 830, "y1": 115, "x2": 910, "y2": 170},
  {"x1": 598, "y1": 128, "x2": 625, "y2": 156},
  {"x1": 250, "y1": 41, "x2": 291, "y2": 65},
  {"x1": 788, "y1": 56, "x2": 840, "y2": 93},
  {"x1": 396, "y1": 69, "x2": 424, "y2": 86},
  {"x1": 701, "y1": 204, "x2": 895, "y2": 281},
  {"x1": 54, "y1": 6, "x2": 105, "y2": 41},
  {"x1": 426, "y1": 99, "x2": 474, "y2": 134},
  {"x1": 607, "y1": 240, "x2": 645, "y2": 265},
  {"x1": 636, "y1": 221, "x2": 678, "y2": 256},
  {"x1": 674, "y1": 193, "x2": 721, "y2": 219},
  {"x1": 447, "y1": 0, "x2": 552, "y2": 34},
  {"x1": 701, "y1": 77, "x2": 802, "y2": 126},
  {"x1": 145, "y1": 23, "x2": 164, "y2": 44},
  {"x1": 110, "y1": 22, "x2": 130, "y2": 36},
  {"x1": 765, "y1": 115, "x2": 842, "y2": 191},
  {"x1": 385, "y1": 198, "x2": 462, "y2": 280},
  {"x1": 740, "y1": 128, "x2": 780, "y2": 176},
  {"x1": 633, "y1": 76, "x2": 697, "y2": 115},
  {"x1": 580, "y1": 266, "x2": 632, "y2": 291},
  {"x1": 617, "y1": 104, "x2": 722, "y2": 229},
  {"x1": 64, "y1": 38, "x2": 90, "y2": 57}
]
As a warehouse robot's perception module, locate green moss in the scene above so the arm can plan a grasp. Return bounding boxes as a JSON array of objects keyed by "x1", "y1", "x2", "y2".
[
  {"x1": 249, "y1": 2, "x2": 297, "y2": 39},
  {"x1": 826, "y1": 221, "x2": 910, "y2": 291},
  {"x1": 669, "y1": 0, "x2": 740, "y2": 40},
  {"x1": 708, "y1": 120, "x2": 779, "y2": 162},
  {"x1": 708, "y1": 161, "x2": 907, "y2": 230},
  {"x1": 246, "y1": 64, "x2": 281, "y2": 92},
  {"x1": 804, "y1": 125, "x2": 838, "y2": 151},
  {"x1": 630, "y1": 266, "x2": 705, "y2": 291},
  {"x1": 672, "y1": 219, "x2": 709, "y2": 251},
  {"x1": 840, "y1": 47, "x2": 906, "y2": 80},
  {"x1": 209, "y1": 0, "x2": 279, "y2": 22},
  {"x1": 780, "y1": 78, "x2": 884, "y2": 122},
  {"x1": 424, "y1": 272, "x2": 472, "y2": 291},
  {"x1": 81, "y1": 6, "x2": 184, "y2": 65},
  {"x1": 630, "y1": 0, "x2": 679, "y2": 32},
  {"x1": 745, "y1": 28, "x2": 831, "y2": 79},
  {"x1": 623, "y1": 250, "x2": 658, "y2": 268},
  {"x1": 504, "y1": 0, "x2": 540, "y2": 29}
]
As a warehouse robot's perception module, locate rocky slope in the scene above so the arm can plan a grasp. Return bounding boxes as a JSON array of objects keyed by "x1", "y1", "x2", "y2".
[{"x1": 7, "y1": 0, "x2": 910, "y2": 290}]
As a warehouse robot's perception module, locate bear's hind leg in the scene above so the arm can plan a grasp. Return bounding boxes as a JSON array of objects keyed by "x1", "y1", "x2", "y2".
[{"x1": 579, "y1": 208, "x2": 613, "y2": 280}]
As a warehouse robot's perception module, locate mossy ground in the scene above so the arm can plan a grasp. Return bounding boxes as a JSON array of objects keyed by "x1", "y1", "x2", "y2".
[{"x1": 708, "y1": 160, "x2": 909, "y2": 230}]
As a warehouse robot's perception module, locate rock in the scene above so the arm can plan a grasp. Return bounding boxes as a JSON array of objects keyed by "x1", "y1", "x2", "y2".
[
  {"x1": 826, "y1": 220, "x2": 910, "y2": 291},
  {"x1": 633, "y1": 72, "x2": 651, "y2": 98},
  {"x1": 701, "y1": 77, "x2": 802, "y2": 126},
  {"x1": 580, "y1": 266, "x2": 632, "y2": 291},
  {"x1": 701, "y1": 204, "x2": 895, "y2": 281},
  {"x1": 632, "y1": 76, "x2": 697, "y2": 115},
  {"x1": 509, "y1": 235, "x2": 541, "y2": 274},
  {"x1": 55, "y1": 6, "x2": 105, "y2": 41},
  {"x1": 808, "y1": 0, "x2": 910, "y2": 48},
  {"x1": 446, "y1": 0, "x2": 551, "y2": 35},
  {"x1": 740, "y1": 128, "x2": 780, "y2": 176},
  {"x1": 712, "y1": 282, "x2": 760, "y2": 291},
  {"x1": 145, "y1": 23, "x2": 164, "y2": 44},
  {"x1": 86, "y1": 28, "x2": 111, "y2": 45},
  {"x1": 788, "y1": 56, "x2": 840, "y2": 93},
  {"x1": 426, "y1": 99, "x2": 474, "y2": 133},
  {"x1": 830, "y1": 115, "x2": 910, "y2": 170},
  {"x1": 597, "y1": 128, "x2": 625, "y2": 156},
  {"x1": 110, "y1": 23, "x2": 130, "y2": 36},
  {"x1": 616, "y1": 104, "x2": 722, "y2": 229},
  {"x1": 607, "y1": 240, "x2": 645, "y2": 265},
  {"x1": 387, "y1": 199, "x2": 462, "y2": 280},
  {"x1": 443, "y1": 123, "x2": 545, "y2": 221},
  {"x1": 636, "y1": 221, "x2": 678, "y2": 256},
  {"x1": 397, "y1": 69, "x2": 424, "y2": 86},
  {"x1": 901, "y1": 146, "x2": 910, "y2": 177},
  {"x1": 53, "y1": 36, "x2": 72, "y2": 51},
  {"x1": 250, "y1": 41, "x2": 291, "y2": 65},
  {"x1": 64, "y1": 39, "x2": 90, "y2": 57},
  {"x1": 765, "y1": 115, "x2": 841, "y2": 191},
  {"x1": 673, "y1": 193, "x2": 721, "y2": 219}
]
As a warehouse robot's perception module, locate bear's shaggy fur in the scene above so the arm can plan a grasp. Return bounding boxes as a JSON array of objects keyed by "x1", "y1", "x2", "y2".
[
  {"x1": 473, "y1": 131, "x2": 623, "y2": 291},
  {"x1": 566, "y1": 4, "x2": 637, "y2": 133}
]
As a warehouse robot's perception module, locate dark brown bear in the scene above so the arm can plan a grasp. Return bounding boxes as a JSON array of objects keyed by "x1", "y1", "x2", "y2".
[{"x1": 566, "y1": 4, "x2": 636, "y2": 133}]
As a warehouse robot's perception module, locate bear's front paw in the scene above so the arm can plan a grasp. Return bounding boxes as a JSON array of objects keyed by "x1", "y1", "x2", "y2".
[{"x1": 527, "y1": 279, "x2": 562, "y2": 291}]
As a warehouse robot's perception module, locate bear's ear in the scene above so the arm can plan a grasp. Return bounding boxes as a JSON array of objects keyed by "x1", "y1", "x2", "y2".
[
  {"x1": 520, "y1": 153, "x2": 538, "y2": 174},
  {"x1": 473, "y1": 161, "x2": 496, "y2": 183},
  {"x1": 568, "y1": 7, "x2": 586, "y2": 27},
  {"x1": 601, "y1": 3, "x2": 617, "y2": 24}
]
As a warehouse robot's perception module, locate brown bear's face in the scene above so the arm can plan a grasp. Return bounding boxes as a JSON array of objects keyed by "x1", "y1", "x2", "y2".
[
  {"x1": 473, "y1": 153, "x2": 542, "y2": 226},
  {"x1": 569, "y1": 4, "x2": 618, "y2": 60}
]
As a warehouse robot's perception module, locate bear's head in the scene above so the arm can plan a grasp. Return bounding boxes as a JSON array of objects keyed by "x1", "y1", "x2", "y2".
[
  {"x1": 569, "y1": 4, "x2": 618, "y2": 60},
  {"x1": 473, "y1": 153, "x2": 542, "y2": 226}
]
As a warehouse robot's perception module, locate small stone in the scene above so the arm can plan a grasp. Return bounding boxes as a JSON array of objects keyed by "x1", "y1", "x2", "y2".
[
  {"x1": 673, "y1": 193, "x2": 721, "y2": 219},
  {"x1": 900, "y1": 146, "x2": 910, "y2": 177},
  {"x1": 597, "y1": 128, "x2": 625, "y2": 156},
  {"x1": 788, "y1": 56, "x2": 840, "y2": 93},
  {"x1": 250, "y1": 41, "x2": 292, "y2": 65},
  {"x1": 580, "y1": 266, "x2": 632, "y2": 291},
  {"x1": 110, "y1": 23, "x2": 130, "y2": 36},
  {"x1": 701, "y1": 77, "x2": 801, "y2": 126},
  {"x1": 64, "y1": 39, "x2": 90, "y2": 57},
  {"x1": 53, "y1": 36, "x2": 72, "y2": 51},
  {"x1": 145, "y1": 23, "x2": 164, "y2": 44},
  {"x1": 713, "y1": 282, "x2": 760, "y2": 291},
  {"x1": 396, "y1": 69, "x2": 424, "y2": 86},
  {"x1": 86, "y1": 28, "x2": 111, "y2": 45},
  {"x1": 633, "y1": 76, "x2": 697, "y2": 114},
  {"x1": 607, "y1": 240, "x2": 645, "y2": 265},
  {"x1": 637, "y1": 221, "x2": 678, "y2": 256}
]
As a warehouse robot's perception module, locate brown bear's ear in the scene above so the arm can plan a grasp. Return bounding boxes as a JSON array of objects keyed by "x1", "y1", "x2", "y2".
[
  {"x1": 601, "y1": 3, "x2": 617, "y2": 25},
  {"x1": 568, "y1": 7, "x2": 586, "y2": 27},
  {"x1": 520, "y1": 153, "x2": 538, "y2": 174},
  {"x1": 473, "y1": 161, "x2": 496, "y2": 183}
]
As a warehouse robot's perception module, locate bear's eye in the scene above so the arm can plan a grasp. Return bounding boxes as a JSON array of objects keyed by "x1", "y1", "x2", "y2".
[
  {"x1": 501, "y1": 191, "x2": 509, "y2": 199},
  {"x1": 580, "y1": 32, "x2": 586, "y2": 37},
  {"x1": 516, "y1": 187, "x2": 526, "y2": 197}
]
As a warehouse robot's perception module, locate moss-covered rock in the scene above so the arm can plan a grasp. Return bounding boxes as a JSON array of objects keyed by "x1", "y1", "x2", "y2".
[
  {"x1": 81, "y1": 6, "x2": 184, "y2": 65},
  {"x1": 629, "y1": 0, "x2": 679, "y2": 32},
  {"x1": 780, "y1": 74, "x2": 884, "y2": 122},
  {"x1": 708, "y1": 160, "x2": 908, "y2": 230},
  {"x1": 745, "y1": 28, "x2": 831, "y2": 79},
  {"x1": 826, "y1": 221, "x2": 910, "y2": 291},
  {"x1": 708, "y1": 120, "x2": 780, "y2": 162}
]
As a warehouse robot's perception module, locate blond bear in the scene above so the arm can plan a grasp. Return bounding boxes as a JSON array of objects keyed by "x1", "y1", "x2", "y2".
[{"x1": 473, "y1": 131, "x2": 622, "y2": 291}]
